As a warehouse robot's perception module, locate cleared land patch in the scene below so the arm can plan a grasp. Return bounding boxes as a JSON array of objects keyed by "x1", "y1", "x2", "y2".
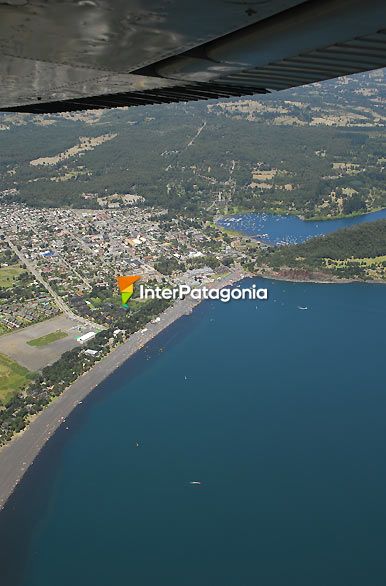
[
  {"x1": 27, "y1": 330, "x2": 68, "y2": 348},
  {"x1": 324, "y1": 255, "x2": 386, "y2": 279},
  {"x1": 0, "y1": 353, "x2": 31, "y2": 404},
  {"x1": 30, "y1": 133, "x2": 117, "y2": 166}
]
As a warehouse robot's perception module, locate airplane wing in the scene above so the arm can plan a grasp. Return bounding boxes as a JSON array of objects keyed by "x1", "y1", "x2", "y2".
[{"x1": 0, "y1": 0, "x2": 385, "y2": 113}]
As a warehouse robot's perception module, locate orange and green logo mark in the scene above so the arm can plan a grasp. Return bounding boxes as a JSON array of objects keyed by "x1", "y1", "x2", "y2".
[{"x1": 117, "y1": 275, "x2": 141, "y2": 307}]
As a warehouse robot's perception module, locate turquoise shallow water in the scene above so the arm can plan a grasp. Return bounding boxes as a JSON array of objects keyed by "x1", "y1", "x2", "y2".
[
  {"x1": 218, "y1": 208, "x2": 386, "y2": 244},
  {"x1": 1, "y1": 279, "x2": 386, "y2": 586}
]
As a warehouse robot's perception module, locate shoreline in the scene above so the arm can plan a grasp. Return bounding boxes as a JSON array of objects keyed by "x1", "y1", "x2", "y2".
[
  {"x1": 1, "y1": 267, "x2": 382, "y2": 511},
  {"x1": 0, "y1": 271, "x2": 243, "y2": 512},
  {"x1": 254, "y1": 267, "x2": 386, "y2": 286},
  {"x1": 216, "y1": 206, "x2": 386, "y2": 224}
]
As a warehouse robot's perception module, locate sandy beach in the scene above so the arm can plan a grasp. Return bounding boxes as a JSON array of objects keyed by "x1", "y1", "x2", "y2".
[{"x1": 0, "y1": 271, "x2": 243, "y2": 511}]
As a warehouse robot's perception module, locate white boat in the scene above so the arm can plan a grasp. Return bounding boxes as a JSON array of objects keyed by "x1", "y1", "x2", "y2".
[
  {"x1": 297, "y1": 306, "x2": 308, "y2": 310},
  {"x1": 189, "y1": 481, "x2": 202, "y2": 485}
]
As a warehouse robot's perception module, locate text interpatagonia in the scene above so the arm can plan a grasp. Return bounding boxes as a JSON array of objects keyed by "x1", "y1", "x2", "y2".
[{"x1": 139, "y1": 283, "x2": 268, "y2": 303}]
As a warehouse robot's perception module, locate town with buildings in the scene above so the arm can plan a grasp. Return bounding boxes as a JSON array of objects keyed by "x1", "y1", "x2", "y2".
[
  {"x1": 0, "y1": 202, "x2": 243, "y2": 330},
  {"x1": 0, "y1": 200, "x2": 254, "y2": 444}
]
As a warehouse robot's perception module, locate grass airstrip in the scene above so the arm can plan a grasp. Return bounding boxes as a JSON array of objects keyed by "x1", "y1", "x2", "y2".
[{"x1": 27, "y1": 330, "x2": 68, "y2": 348}]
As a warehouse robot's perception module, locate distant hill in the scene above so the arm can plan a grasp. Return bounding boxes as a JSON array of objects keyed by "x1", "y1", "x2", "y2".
[{"x1": 0, "y1": 69, "x2": 385, "y2": 218}]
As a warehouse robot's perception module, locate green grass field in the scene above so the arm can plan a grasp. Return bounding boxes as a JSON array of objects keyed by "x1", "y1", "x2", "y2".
[
  {"x1": 0, "y1": 265, "x2": 25, "y2": 288},
  {"x1": 27, "y1": 330, "x2": 68, "y2": 348},
  {"x1": 0, "y1": 323, "x2": 8, "y2": 336},
  {"x1": 0, "y1": 353, "x2": 31, "y2": 404}
]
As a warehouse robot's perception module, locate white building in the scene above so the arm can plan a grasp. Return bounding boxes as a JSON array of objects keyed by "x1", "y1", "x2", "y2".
[{"x1": 77, "y1": 331, "x2": 96, "y2": 344}]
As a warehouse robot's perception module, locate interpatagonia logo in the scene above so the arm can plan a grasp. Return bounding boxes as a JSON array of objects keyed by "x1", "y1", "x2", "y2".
[
  {"x1": 117, "y1": 275, "x2": 141, "y2": 307},
  {"x1": 138, "y1": 283, "x2": 268, "y2": 303}
]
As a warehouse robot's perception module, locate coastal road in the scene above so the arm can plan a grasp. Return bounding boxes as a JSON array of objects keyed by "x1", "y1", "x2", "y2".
[{"x1": 0, "y1": 271, "x2": 244, "y2": 511}]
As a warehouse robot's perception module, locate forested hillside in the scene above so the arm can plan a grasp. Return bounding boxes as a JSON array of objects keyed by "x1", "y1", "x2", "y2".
[
  {"x1": 260, "y1": 220, "x2": 386, "y2": 280},
  {"x1": 1, "y1": 69, "x2": 385, "y2": 218}
]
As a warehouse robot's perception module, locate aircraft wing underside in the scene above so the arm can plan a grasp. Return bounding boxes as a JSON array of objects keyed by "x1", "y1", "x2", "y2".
[{"x1": 0, "y1": 0, "x2": 385, "y2": 113}]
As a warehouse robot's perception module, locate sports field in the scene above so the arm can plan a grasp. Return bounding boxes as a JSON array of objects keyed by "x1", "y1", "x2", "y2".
[{"x1": 0, "y1": 265, "x2": 25, "y2": 288}]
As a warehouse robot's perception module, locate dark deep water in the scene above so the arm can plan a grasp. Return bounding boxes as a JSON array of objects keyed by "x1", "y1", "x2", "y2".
[
  {"x1": 1, "y1": 279, "x2": 386, "y2": 586},
  {"x1": 217, "y1": 208, "x2": 386, "y2": 244}
]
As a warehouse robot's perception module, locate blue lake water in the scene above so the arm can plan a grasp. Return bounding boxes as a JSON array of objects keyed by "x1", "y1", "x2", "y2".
[
  {"x1": 217, "y1": 208, "x2": 386, "y2": 244},
  {"x1": 1, "y1": 278, "x2": 386, "y2": 586}
]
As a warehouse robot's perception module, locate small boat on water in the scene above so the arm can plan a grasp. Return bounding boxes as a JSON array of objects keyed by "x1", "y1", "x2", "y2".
[
  {"x1": 189, "y1": 481, "x2": 202, "y2": 485},
  {"x1": 297, "y1": 306, "x2": 308, "y2": 310}
]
